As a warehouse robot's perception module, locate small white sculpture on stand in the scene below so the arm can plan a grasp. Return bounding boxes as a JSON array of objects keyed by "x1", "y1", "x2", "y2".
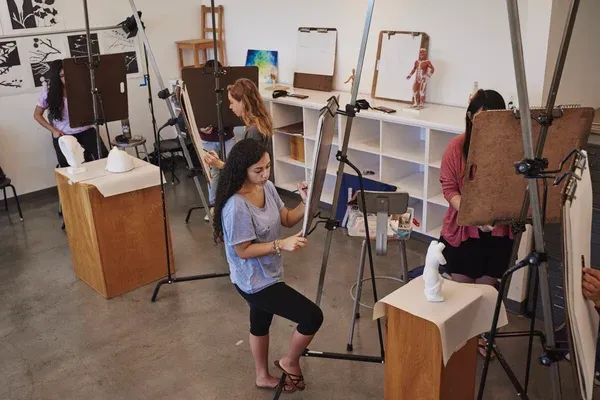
[
  {"x1": 58, "y1": 135, "x2": 86, "y2": 175},
  {"x1": 106, "y1": 147, "x2": 134, "y2": 173},
  {"x1": 423, "y1": 240, "x2": 447, "y2": 302}
]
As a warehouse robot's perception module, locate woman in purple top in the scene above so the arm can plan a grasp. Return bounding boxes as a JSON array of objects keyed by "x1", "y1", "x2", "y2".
[{"x1": 33, "y1": 59, "x2": 108, "y2": 167}]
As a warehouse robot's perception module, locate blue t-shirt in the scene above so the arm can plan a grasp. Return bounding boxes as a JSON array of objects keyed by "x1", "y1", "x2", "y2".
[{"x1": 222, "y1": 181, "x2": 285, "y2": 294}]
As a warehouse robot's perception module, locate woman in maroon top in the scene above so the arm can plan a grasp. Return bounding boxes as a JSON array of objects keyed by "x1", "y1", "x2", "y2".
[{"x1": 439, "y1": 89, "x2": 514, "y2": 355}]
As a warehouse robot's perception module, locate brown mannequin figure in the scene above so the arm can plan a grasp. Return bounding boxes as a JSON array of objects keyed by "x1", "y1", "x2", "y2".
[{"x1": 406, "y1": 48, "x2": 435, "y2": 108}]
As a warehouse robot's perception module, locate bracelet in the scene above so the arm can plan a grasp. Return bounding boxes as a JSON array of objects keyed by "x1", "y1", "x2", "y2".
[{"x1": 273, "y1": 240, "x2": 281, "y2": 256}]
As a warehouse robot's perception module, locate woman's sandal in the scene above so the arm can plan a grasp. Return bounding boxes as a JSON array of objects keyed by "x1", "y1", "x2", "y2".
[
  {"x1": 255, "y1": 382, "x2": 296, "y2": 393},
  {"x1": 274, "y1": 360, "x2": 306, "y2": 391},
  {"x1": 477, "y1": 342, "x2": 496, "y2": 360}
]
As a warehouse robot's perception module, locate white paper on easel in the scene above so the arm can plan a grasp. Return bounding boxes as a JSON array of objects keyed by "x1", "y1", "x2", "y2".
[
  {"x1": 295, "y1": 29, "x2": 337, "y2": 76},
  {"x1": 564, "y1": 150, "x2": 598, "y2": 400},
  {"x1": 375, "y1": 33, "x2": 422, "y2": 102}
]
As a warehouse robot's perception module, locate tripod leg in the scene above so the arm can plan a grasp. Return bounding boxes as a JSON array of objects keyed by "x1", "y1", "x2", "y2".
[
  {"x1": 348, "y1": 240, "x2": 367, "y2": 351},
  {"x1": 524, "y1": 265, "x2": 540, "y2": 392},
  {"x1": 399, "y1": 240, "x2": 409, "y2": 284},
  {"x1": 151, "y1": 277, "x2": 171, "y2": 302}
]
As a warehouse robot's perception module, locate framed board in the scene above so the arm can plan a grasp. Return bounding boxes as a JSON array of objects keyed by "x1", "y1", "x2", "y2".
[
  {"x1": 302, "y1": 96, "x2": 339, "y2": 236},
  {"x1": 372, "y1": 31, "x2": 429, "y2": 104}
]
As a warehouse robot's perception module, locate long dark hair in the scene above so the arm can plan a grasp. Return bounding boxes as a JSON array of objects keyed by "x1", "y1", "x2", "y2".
[
  {"x1": 463, "y1": 89, "x2": 506, "y2": 160},
  {"x1": 212, "y1": 138, "x2": 269, "y2": 243},
  {"x1": 47, "y1": 59, "x2": 64, "y2": 121}
]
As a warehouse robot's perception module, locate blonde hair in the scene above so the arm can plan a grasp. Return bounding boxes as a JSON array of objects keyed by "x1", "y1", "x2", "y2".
[{"x1": 227, "y1": 78, "x2": 273, "y2": 137}]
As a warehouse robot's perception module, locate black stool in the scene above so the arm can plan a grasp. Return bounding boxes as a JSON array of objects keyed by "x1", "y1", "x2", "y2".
[{"x1": 1, "y1": 177, "x2": 23, "y2": 222}]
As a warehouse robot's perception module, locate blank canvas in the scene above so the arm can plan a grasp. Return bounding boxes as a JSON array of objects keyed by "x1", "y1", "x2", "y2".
[{"x1": 295, "y1": 29, "x2": 336, "y2": 76}]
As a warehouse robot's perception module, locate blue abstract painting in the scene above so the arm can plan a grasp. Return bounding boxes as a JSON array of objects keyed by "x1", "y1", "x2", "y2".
[{"x1": 245, "y1": 49, "x2": 278, "y2": 84}]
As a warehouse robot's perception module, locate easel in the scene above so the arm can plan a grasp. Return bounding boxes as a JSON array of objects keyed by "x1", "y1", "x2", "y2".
[
  {"x1": 467, "y1": 1, "x2": 594, "y2": 399},
  {"x1": 273, "y1": 1, "x2": 384, "y2": 398}
]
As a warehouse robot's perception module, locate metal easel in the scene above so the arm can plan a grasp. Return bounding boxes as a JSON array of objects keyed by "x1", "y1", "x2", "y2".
[{"x1": 477, "y1": 1, "x2": 582, "y2": 399}]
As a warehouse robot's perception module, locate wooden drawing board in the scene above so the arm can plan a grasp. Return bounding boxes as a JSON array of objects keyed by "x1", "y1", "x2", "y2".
[
  {"x1": 181, "y1": 66, "x2": 259, "y2": 129},
  {"x1": 178, "y1": 83, "x2": 213, "y2": 188},
  {"x1": 302, "y1": 96, "x2": 339, "y2": 236},
  {"x1": 372, "y1": 31, "x2": 429, "y2": 104},
  {"x1": 63, "y1": 54, "x2": 128, "y2": 128},
  {"x1": 458, "y1": 107, "x2": 594, "y2": 226}
]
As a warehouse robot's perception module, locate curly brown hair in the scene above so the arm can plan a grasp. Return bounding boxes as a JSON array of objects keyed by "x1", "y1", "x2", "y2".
[{"x1": 227, "y1": 78, "x2": 273, "y2": 137}]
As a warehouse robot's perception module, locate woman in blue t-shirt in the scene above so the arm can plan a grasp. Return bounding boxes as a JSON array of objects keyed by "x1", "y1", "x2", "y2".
[{"x1": 213, "y1": 138, "x2": 323, "y2": 394}]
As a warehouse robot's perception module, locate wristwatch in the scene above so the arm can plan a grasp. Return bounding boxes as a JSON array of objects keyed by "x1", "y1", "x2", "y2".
[{"x1": 273, "y1": 240, "x2": 281, "y2": 256}]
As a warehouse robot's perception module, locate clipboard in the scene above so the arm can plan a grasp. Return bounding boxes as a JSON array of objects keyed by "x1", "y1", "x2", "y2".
[
  {"x1": 294, "y1": 27, "x2": 337, "y2": 92},
  {"x1": 371, "y1": 31, "x2": 430, "y2": 104}
]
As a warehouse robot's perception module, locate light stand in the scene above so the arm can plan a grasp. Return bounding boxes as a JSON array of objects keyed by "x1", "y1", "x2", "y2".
[
  {"x1": 121, "y1": 1, "x2": 229, "y2": 302},
  {"x1": 477, "y1": 1, "x2": 582, "y2": 399},
  {"x1": 184, "y1": 0, "x2": 228, "y2": 223},
  {"x1": 272, "y1": 0, "x2": 383, "y2": 398},
  {"x1": 209, "y1": 0, "x2": 227, "y2": 162},
  {"x1": 82, "y1": 0, "x2": 103, "y2": 160}
]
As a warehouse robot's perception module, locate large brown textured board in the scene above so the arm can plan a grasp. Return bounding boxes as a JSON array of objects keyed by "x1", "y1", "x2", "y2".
[
  {"x1": 293, "y1": 73, "x2": 333, "y2": 92},
  {"x1": 458, "y1": 107, "x2": 594, "y2": 226}
]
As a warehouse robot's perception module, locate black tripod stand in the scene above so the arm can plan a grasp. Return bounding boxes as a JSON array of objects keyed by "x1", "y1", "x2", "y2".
[{"x1": 115, "y1": 2, "x2": 230, "y2": 302}]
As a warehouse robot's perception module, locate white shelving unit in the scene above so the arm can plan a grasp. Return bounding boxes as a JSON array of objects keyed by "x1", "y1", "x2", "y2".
[{"x1": 263, "y1": 86, "x2": 464, "y2": 239}]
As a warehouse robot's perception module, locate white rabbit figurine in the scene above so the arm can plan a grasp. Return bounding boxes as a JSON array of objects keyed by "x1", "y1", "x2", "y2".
[{"x1": 423, "y1": 240, "x2": 447, "y2": 302}]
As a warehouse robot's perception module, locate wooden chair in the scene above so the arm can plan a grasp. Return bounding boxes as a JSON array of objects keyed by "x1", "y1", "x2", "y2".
[{"x1": 175, "y1": 5, "x2": 226, "y2": 73}]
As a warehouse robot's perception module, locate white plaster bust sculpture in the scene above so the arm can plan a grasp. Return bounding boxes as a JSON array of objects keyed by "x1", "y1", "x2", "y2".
[
  {"x1": 58, "y1": 135, "x2": 86, "y2": 175},
  {"x1": 423, "y1": 240, "x2": 447, "y2": 302}
]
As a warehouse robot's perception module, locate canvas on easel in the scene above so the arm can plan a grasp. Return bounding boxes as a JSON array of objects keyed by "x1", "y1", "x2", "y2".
[
  {"x1": 562, "y1": 150, "x2": 598, "y2": 400},
  {"x1": 293, "y1": 27, "x2": 337, "y2": 92},
  {"x1": 178, "y1": 82, "x2": 212, "y2": 187},
  {"x1": 302, "y1": 96, "x2": 339, "y2": 237}
]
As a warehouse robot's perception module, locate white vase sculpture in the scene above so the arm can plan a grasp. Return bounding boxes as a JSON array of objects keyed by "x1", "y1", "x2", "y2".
[{"x1": 423, "y1": 240, "x2": 447, "y2": 302}]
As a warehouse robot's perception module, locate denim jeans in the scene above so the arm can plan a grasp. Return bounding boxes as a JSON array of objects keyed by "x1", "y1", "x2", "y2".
[{"x1": 202, "y1": 138, "x2": 236, "y2": 204}]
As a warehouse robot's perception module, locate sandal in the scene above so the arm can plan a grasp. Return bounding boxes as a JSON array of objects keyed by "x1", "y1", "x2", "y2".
[
  {"x1": 255, "y1": 382, "x2": 296, "y2": 394},
  {"x1": 478, "y1": 342, "x2": 496, "y2": 360},
  {"x1": 274, "y1": 360, "x2": 306, "y2": 391}
]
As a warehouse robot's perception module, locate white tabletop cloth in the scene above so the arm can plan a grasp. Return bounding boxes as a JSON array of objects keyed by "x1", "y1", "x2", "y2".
[{"x1": 373, "y1": 275, "x2": 508, "y2": 365}]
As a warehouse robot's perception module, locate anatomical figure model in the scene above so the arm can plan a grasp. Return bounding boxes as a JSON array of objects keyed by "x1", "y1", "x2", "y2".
[
  {"x1": 423, "y1": 240, "x2": 446, "y2": 302},
  {"x1": 406, "y1": 48, "x2": 435, "y2": 109}
]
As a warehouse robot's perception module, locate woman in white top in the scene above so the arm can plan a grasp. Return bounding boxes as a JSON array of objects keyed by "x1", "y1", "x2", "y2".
[{"x1": 33, "y1": 59, "x2": 108, "y2": 167}]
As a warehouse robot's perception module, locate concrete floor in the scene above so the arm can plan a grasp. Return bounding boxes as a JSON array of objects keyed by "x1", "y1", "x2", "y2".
[{"x1": 0, "y1": 175, "x2": 593, "y2": 400}]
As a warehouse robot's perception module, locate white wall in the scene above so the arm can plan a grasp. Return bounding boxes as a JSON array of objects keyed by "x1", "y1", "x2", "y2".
[
  {"x1": 543, "y1": 0, "x2": 600, "y2": 108},
  {"x1": 218, "y1": 0, "x2": 553, "y2": 108},
  {"x1": 0, "y1": 0, "x2": 559, "y2": 196}
]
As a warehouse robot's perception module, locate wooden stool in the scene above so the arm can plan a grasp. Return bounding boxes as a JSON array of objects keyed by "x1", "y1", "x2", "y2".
[{"x1": 175, "y1": 5, "x2": 226, "y2": 72}]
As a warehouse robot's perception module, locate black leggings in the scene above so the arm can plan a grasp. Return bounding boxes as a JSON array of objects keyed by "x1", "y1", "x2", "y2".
[
  {"x1": 235, "y1": 282, "x2": 324, "y2": 337},
  {"x1": 52, "y1": 128, "x2": 109, "y2": 168}
]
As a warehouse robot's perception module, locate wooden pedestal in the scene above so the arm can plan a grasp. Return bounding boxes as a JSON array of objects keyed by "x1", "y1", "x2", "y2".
[
  {"x1": 56, "y1": 172, "x2": 175, "y2": 299},
  {"x1": 385, "y1": 304, "x2": 478, "y2": 400}
]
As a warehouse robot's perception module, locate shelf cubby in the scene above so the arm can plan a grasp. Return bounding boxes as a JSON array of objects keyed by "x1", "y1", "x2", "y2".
[
  {"x1": 340, "y1": 116, "x2": 380, "y2": 154},
  {"x1": 272, "y1": 103, "x2": 303, "y2": 130},
  {"x1": 425, "y1": 202, "x2": 447, "y2": 239},
  {"x1": 381, "y1": 157, "x2": 424, "y2": 199},
  {"x1": 381, "y1": 122, "x2": 426, "y2": 164},
  {"x1": 345, "y1": 148, "x2": 380, "y2": 181},
  {"x1": 427, "y1": 167, "x2": 446, "y2": 205},
  {"x1": 429, "y1": 129, "x2": 457, "y2": 168},
  {"x1": 273, "y1": 132, "x2": 305, "y2": 167},
  {"x1": 275, "y1": 160, "x2": 306, "y2": 193},
  {"x1": 303, "y1": 108, "x2": 320, "y2": 138}
]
